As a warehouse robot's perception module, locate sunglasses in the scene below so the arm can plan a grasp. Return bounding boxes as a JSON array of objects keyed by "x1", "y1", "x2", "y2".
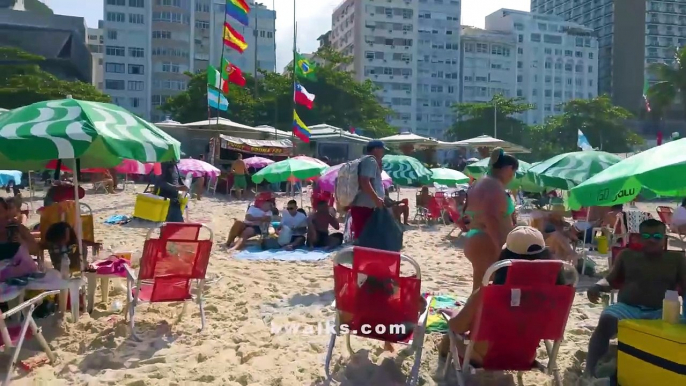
[
  {"x1": 287, "y1": 207, "x2": 297, "y2": 211},
  {"x1": 641, "y1": 232, "x2": 664, "y2": 240}
]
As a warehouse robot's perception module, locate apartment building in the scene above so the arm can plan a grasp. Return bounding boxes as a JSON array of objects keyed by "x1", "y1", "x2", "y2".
[
  {"x1": 87, "y1": 21, "x2": 105, "y2": 91},
  {"x1": 459, "y1": 26, "x2": 517, "y2": 105},
  {"x1": 330, "y1": 0, "x2": 461, "y2": 139},
  {"x1": 103, "y1": 0, "x2": 275, "y2": 121},
  {"x1": 530, "y1": 0, "x2": 686, "y2": 115},
  {"x1": 478, "y1": 9, "x2": 598, "y2": 125}
]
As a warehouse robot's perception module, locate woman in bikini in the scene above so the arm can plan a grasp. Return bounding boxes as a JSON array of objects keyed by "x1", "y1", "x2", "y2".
[{"x1": 463, "y1": 148, "x2": 518, "y2": 292}]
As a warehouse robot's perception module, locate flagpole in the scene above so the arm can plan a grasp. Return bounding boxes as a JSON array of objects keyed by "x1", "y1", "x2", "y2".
[
  {"x1": 291, "y1": 0, "x2": 297, "y2": 144},
  {"x1": 273, "y1": 0, "x2": 278, "y2": 140},
  {"x1": 253, "y1": 8, "x2": 259, "y2": 98},
  {"x1": 216, "y1": 4, "x2": 229, "y2": 126}
]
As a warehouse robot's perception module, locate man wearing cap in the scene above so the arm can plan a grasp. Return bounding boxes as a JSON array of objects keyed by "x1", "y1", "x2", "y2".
[
  {"x1": 156, "y1": 161, "x2": 188, "y2": 222},
  {"x1": 350, "y1": 140, "x2": 386, "y2": 238}
]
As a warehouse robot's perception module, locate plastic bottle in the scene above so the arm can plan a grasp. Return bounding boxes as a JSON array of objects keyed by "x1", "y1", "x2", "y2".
[
  {"x1": 111, "y1": 300, "x2": 123, "y2": 312},
  {"x1": 60, "y1": 248, "x2": 70, "y2": 279},
  {"x1": 662, "y1": 290, "x2": 680, "y2": 324}
]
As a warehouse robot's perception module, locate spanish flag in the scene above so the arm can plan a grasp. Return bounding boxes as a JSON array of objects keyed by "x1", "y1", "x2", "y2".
[
  {"x1": 293, "y1": 110, "x2": 311, "y2": 143},
  {"x1": 223, "y1": 22, "x2": 248, "y2": 53},
  {"x1": 226, "y1": 0, "x2": 250, "y2": 26}
]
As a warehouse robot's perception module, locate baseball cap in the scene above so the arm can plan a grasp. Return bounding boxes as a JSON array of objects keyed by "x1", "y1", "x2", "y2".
[
  {"x1": 503, "y1": 226, "x2": 545, "y2": 255},
  {"x1": 366, "y1": 140, "x2": 388, "y2": 152}
]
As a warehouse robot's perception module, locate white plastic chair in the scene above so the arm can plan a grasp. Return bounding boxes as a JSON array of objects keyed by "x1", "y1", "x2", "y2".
[{"x1": 1, "y1": 290, "x2": 60, "y2": 385}]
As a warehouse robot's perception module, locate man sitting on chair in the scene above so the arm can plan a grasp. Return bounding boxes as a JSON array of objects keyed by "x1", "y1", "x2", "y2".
[
  {"x1": 583, "y1": 219, "x2": 686, "y2": 380},
  {"x1": 384, "y1": 189, "x2": 409, "y2": 225}
]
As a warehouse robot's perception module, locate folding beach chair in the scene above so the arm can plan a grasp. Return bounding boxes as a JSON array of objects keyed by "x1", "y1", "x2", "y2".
[
  {"x1": 324, "y1": 246, "x2": 430, "y2": 386},
  {"x1": 441, "y1": 260, "x2": 577, "y2": 386},
  {"x1": 1, "y1": 290, "x2": 60, "y2": 385},
  {"x1": 656, "y1": 206, "x2": 686, "y2": 250},
  {"x1": 124, "y1": 223, "x2": 213, "y2": 341}
]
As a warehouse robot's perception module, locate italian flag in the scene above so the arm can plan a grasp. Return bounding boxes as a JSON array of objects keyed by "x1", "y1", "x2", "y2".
[{"x1": 208, "y1": 65, "x2": 228, "y2": 94}]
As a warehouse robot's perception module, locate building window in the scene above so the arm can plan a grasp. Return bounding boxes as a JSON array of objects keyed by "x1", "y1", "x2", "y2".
[
  {"x1": 129, "y1": 0, "x2": 144, "y2": 7},
  {"x1": 517, "y1": 47, "x2": 523, "y2": 54},
  {"x1": 106, "y1": 0, "x2": 125, "y2": 5},
  {"x1": 518, "y1": 34, "x2": 523, "y2": 43},
  {"x1": 129, "y1": 47, "x2": 145, "y2": 58},
  {"x1": 476, "y1": 43, "x2": 488, "y2": 53},
  {"x1": 589, "y1": 52, "x2": 594, "y2": 59},
  {"x1": 161, "y1": 62, "x2": 180, "y2": 73},
  {"x1": 129, "y1": 13, "x2": 145, "y2": 24},
  {"x1": 194, "y1": 20, "x2": 210, "y2": 29},
  {"x1": 517, "y1": 75, "x2": 523, "y2": 83},
  {"x1": 130, "y1": 97, "x2": 142, "y2": 108},
  {"x1": 106, "y1": 12, "x2": 125, "y2": 23},
  {"x1": 105, "y1": 62, "x2": 125, "y2": 73},
  {"x1": 105, "y1": 46, "x2": 125, "y2": 56},
  {"x1": 531, "y1": 33, "x2": 541, "y2": 42},
  {"x1": 588, "y1": 65, "x2": 593, "y2": 73},
  {"x1": 105, "y1": 80, "x2": 125, "y2": 90},
  {"x1": 267, "y1": 31, "x2": 273, "y2": 38},
  {"x1": 107, "y1": 30, "x2": 117, "y2": 40},
  {"x1": 152, "y1": 31, "x2": 171, "y2": 39},
  {"x1": 128, "y1": 64, "x2": 145, "y2": 75},
  {"x1": 156, "y1": 0, "x2": 181, "y2": 6},
  {"x1": 128, "y1": 81, "x2": 144, "y2": 91}
]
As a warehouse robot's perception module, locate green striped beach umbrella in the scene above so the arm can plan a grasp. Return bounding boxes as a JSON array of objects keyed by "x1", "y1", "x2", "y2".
[
  {"x1": 0, "y1": 99, "x2": 181, "y2": 169},
  {"x1": 464, "y1": 158, "x2": 542, "y2": 192},
  {"x1": 381, "y1": 154, "x2": 432, "y2": 186},
  {"x1": 251, "y1": 158, "x2": 327, "y2": 183},
  {"x1": 526, "y1": 151, "x2": 622, "y2": 190}
]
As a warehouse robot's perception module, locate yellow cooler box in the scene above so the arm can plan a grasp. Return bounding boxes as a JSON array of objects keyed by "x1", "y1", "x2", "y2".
[
  {"x1": 133, "y1": 193, "x2": 188, "y2": 222},
  {"x1": 617, "y1": 320, "x2": 686, "y2": 386}
]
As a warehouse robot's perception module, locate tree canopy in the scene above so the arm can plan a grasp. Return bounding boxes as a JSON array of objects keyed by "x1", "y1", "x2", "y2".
[
  {"x1": 0, "y1": 47, "x2": 110, "y2": 109},
  {"x1": 448, "y1": 95, "x2": 643, "y2": 161},
  {"x1": 647, "y1": 47, "x2": 686, "y2": 120},
  {"x1": 161, "y1": 47, "x2": 396, "y2": 138}
]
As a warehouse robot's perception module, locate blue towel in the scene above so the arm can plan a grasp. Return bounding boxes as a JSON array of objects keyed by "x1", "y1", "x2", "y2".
[
  {"x1": 234, "y1": 246, "x2": 335, "y2": 261},
  {"x1": 104, "y1": 215, "x2": 131, "y2": 225}
]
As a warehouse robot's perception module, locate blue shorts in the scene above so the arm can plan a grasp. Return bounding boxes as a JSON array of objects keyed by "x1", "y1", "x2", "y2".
[{"x1": 601, "y1": 302, "x2": 662, "y2": 320}]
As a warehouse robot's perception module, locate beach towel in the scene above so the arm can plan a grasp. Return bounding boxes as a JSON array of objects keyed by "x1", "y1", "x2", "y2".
[
  {"x1": 234, "y1": 246, "x2": 335, "y2": 261},
  {"x1": 104, "y1": 214, "x2": 131, "y2": 225},
  {"x1": 422, "y1": 293, "x2": 466, "y2": 333}
]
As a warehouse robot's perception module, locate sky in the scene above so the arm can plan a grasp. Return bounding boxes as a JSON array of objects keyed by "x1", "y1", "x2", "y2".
[{"x1": 50, "y1": 0, "x2": 529, "y2": 69}]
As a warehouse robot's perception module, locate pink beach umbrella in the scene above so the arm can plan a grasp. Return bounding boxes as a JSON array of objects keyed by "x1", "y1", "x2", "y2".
[
  {"x1": 114, "y1": 159, "x2": 161, "y2": 175},
  {"x1": 244, "y1": 156, "x2": 274, "y2": 169},
  {"x1": 177, "y1": 158, "x2": 221, "y2": 178},
  {"x1": 318, "y1": 163, "x2": 393, "y2": 192}
]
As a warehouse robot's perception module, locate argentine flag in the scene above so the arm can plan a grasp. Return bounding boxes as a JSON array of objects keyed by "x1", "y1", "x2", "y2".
[{"x1": 577, "y1": 130, "x2": 593, "y2": 151}]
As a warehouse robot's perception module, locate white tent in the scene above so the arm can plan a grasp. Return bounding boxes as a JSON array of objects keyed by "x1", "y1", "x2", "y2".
[{"x1": 452, "y1": 135, "x2": 530, "y2": 153}]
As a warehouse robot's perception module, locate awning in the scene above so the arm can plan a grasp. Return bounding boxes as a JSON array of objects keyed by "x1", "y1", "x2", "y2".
[{"x1": 218, "y1": 135, "x2": 293, "y2": 156}]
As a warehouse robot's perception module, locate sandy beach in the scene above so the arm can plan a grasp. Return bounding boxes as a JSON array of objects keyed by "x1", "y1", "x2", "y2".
[{"x1": 7, "y1": 186, "x2": 653, "y2": 386}]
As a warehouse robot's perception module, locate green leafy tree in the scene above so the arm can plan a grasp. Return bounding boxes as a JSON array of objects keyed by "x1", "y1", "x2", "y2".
[
  {"x1": 0, "y1": 47, "x2": 110, "y2": 108},
  {"x1": 529, "y1": 96, "x2": 643, "y2": 160},
  {"x1": 161, "y1": 48, "x2": 396, "y2": 138},
  {"x1": 647, "y1": 47, "x2": 686, "y2": 119},
  {"x1": 447, "y1": 95, "x2": 534, "y2": 157}
]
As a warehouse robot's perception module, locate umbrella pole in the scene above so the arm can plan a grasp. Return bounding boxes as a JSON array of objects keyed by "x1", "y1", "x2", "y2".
[
  {"x1": 580, "y1": 210, "x2": 590, "y2": 275},
  {"x1": 28, "y1": 171, "x2": 34, "y2": 214},
  {"x1": 70, "y1": 159, "x2": 85, "y2": 270}
]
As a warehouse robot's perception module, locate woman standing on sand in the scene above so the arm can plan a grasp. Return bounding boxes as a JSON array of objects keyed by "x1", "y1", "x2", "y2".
[{"x1": 463, "y1": 148, "x2": 519, "y2": 292}]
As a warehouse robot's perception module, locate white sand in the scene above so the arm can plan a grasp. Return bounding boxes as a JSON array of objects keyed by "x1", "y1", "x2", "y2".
[{"x1": 7, "y1": 186, "x2": 648, "y2": 386}]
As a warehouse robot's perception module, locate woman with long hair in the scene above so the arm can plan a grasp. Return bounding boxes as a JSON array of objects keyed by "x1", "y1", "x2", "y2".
[{"x1": 463, "y1": 148, "x2": 519, "y2": 292}]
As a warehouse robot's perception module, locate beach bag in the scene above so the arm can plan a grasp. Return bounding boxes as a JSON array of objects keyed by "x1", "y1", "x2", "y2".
[
  {"x1": 335, "y1": 155, "x2": 374, "y2": 209},
  {"x1": 356, "y1": 208, "x2": 404, "y2": 252},
  {"x1": 277, "y1": 226, "x2": 293, "y2": 246}
]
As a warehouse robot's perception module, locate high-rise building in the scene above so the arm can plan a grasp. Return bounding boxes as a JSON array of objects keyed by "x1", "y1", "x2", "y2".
[
  {"x1": 102, "y1": 0, "x2": 275, "y2": 121},
  {"x1": 530, "y1": 0, "x2": 686, "y2": 115},
  {"x1": 479, "y1": 9, "x2": 598, "y2": 125},
  {"x1": 330, "y1": 0, "x2": 461, "y2": 139},
  {"x1": 87, "y1": 20, "x2": 105, "y2": 91}
]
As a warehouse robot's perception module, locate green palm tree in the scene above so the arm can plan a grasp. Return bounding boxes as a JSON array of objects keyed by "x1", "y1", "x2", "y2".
[{"x1": 647, "y1": 48, "x2": 686, "y2": 119}]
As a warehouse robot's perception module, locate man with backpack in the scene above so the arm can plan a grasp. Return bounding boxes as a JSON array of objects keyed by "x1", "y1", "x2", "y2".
[{"x1": 336, "y1": 140, "x2": 387, "y2": 239}]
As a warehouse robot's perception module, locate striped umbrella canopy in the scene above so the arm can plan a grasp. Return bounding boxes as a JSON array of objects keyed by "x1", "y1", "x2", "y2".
[
  {"x1": 429, "y1": 168, "x2": 469, "y2": 186},
  {"x1": 464, "y1": 159, "x2": 543, "y2": 192},
  {"x1": 251, "y1": 158, "x2": 327, "y2": 183},
  {"x1": 526, "y1": 151, "x2": 622, "y2": 190},
  {"x1": 381, "y1": 154, "x2": 432, "y2": 186},
  {"x1": 178, "y1": 158, "x2": 221, "y2": 178},
  {"x1": 0, "y1": 99, "x2": 181, "y2": 169}
]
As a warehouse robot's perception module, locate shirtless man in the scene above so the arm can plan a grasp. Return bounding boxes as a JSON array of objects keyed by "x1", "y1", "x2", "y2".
[
  {"x1": 231, "y1": 153, "x2": 247, "y2": 199},
  {"x1": 307, "y1": 200, "x2": 343, "y2": 251},
  {"x1": 583, "y1": 219, "x2": 686, "y2": 379}
]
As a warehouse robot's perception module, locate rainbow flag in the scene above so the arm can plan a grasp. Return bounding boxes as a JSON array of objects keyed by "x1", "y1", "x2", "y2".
[
  {"x1": 223, "y1": 22, "x2": 248, "y2": 53},
  {"x1": 293, "y1": 110, "x2": 311, "y2": 143},
  {"x1": 226, "y1": 0, "x2": 250, "y2": 26}
]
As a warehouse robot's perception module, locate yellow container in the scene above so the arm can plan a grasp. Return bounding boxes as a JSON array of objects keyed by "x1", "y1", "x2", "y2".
[
  {"x1": 617, "y1": 320, "x2": 686, "y2": 386},
  {"x1": 133, "y1": 193, "x2": 189, "y2": 222},
  {"x1": 596, "y1": 235, "x2": 608, "y2": 254}
]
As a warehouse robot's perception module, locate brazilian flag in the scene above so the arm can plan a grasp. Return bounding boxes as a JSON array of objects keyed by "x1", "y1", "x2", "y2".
[{"x1": 294, "y1": 51, "x2": 317, "y2": 81}]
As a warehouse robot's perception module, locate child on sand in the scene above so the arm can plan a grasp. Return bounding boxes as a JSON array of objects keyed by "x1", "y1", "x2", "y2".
[{"x1": 583, "y1": 219, "x2": 686, "y2": 380}]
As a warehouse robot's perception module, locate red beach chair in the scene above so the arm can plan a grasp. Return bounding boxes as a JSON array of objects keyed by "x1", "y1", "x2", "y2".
[
  {"x1": 324, "y1": 246, "x2": 430, "y2": 386},
  {"x1": 125, "y1": 223, "x2": 213, "y2": 341},
  {"x1": 0, "y1": 290, "x2": 60, "y2": 385},
  {"x1": 159, "y1": 222, "x2": 202, "y2": 241},
  {"x1": 442, "y1": 260, "x2": 577, "y2": 386}
]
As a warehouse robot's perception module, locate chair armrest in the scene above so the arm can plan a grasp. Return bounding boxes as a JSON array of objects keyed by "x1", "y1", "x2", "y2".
[
  {"x1": 2, "y1": 289, "x2": 61, "y2": 319},
  {"x1": 417, "y1": 296, "x2": 431, "y2": 326},
  {"x1": 123, "y1": 264, "x2": 137, "y2": 282}
]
